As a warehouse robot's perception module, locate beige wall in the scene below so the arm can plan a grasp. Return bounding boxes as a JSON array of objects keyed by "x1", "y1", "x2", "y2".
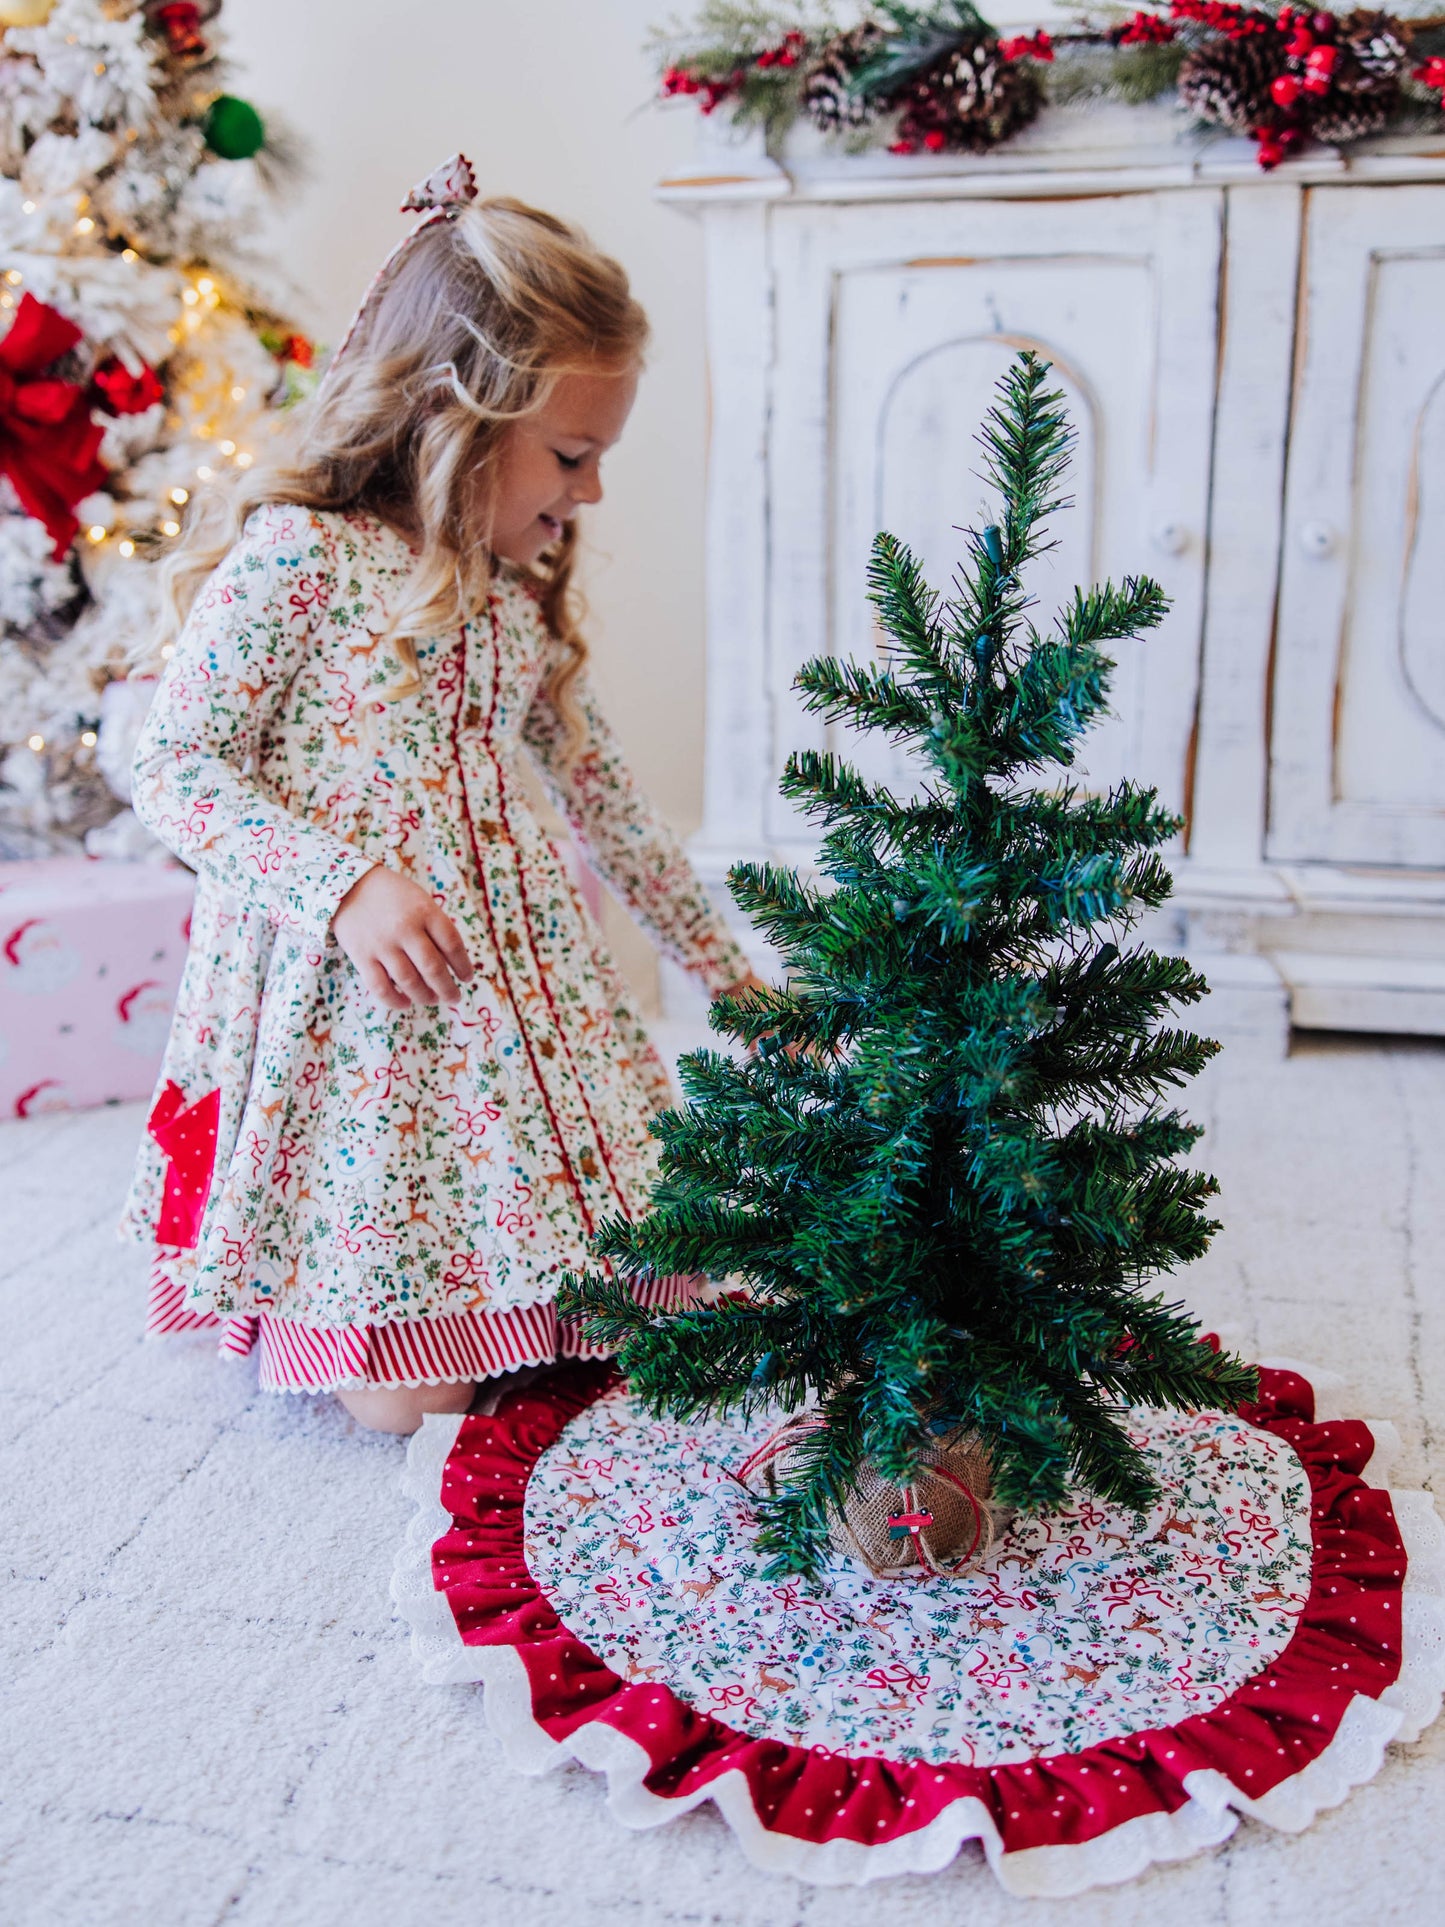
[{"x1": 225, "y1": 0, "x2": 711, "y2": 1005}]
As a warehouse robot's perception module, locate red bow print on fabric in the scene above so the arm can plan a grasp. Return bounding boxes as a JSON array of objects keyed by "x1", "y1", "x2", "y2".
[
  {"x1": 148, "y1": 1080, "x2": 223, "y2": 1250},
  {"x1": 0, "y1": 293, "x2": 108, "y2": 557}
]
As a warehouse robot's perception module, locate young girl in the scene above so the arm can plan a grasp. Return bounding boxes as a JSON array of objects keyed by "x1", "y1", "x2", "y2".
[{"x1": 120, "y1": 157, "x2": 753, "y2": 1433}]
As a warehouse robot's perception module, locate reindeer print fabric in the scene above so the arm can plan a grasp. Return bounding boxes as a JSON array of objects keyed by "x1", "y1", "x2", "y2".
[
  {"x1": 522, "y1": 1384, "x2": 1314, "y2": 1764},
  {"x1": 120, "y1": 504, "x2": 747, "y2": 1326}
]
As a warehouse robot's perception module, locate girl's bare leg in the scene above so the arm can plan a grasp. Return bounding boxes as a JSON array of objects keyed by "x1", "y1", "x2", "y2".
[{"x1": 336, "y1": 1380, "x2": 476, "y2": 1434}]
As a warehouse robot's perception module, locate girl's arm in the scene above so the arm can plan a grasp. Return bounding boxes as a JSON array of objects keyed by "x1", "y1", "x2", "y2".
[
  {"x1": 522, "y1": 654, "x2": 751, "y2": 997},
  {"x1": 132, "y1": 504, "x2": 375, "y2": 946}
]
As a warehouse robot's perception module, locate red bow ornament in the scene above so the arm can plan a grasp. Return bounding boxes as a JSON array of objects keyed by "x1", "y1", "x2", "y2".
[
  {"x1": 0, "y1": 293, "x2": 108, "y2": 558},
  {"x1": 146, "y1": 1, "x2": 219, "y2": 59},
  {"x1": 92, "y1": 355, "x2": 165, "y2": 416},
  {"x1": 148, "y1": 1078, "x2": 223, "y2": 1249}
]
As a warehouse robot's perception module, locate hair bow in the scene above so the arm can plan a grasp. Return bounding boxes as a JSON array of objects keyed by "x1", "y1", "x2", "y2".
[
  {"x1": 322, "y1": 152, "x2": 479, "y2": 385},
  {"x1": 400, "y1": 153, "x2": 478, "y2": 214}
]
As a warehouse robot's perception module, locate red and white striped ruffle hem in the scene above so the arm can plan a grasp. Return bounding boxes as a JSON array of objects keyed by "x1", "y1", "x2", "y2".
[{"x1": 145, "y1": 1254, "x2": 689, "y2": 1394}]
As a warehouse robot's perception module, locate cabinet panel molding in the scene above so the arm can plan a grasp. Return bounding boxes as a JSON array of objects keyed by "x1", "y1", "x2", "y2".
[{"x1": 678, "y1": 156, "x2": 1445, "y2": 1039}]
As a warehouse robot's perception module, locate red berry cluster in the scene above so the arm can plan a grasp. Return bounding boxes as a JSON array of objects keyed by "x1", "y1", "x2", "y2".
[
  {"x1": 1269, "y1": 15, "x2": 1343, "y2": 104},
  {"x1": 755, "y1": 30, "x2": 806, "y2": 70},
  {"x1": 661, "y1": 65, "x2": 745, "y2": 113},
  {"x1": 1415, "y1": 55, "x2": 1445, "y2": 94},
  {"x1": 1111, "y1": 11, "x2": 1178, "y2": 44},
  {"x1": 1252, "y1": 8, "x2": 1344, "y2": 167},
  {"x1": 1170, "y1": 1, "x2": 1272, "y2": 37},
  {"x1": 998, "y1": 30, "x2": 1055, "y2": 62},
  {"x1": 660, "y1": 28, "x2": 806, "y2": 115},
  {"x1": 890, "y1": 128, "x2": 951, "y2": 153}
]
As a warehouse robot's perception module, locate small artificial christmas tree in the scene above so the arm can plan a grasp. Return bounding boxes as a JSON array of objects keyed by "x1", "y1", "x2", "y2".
[
  {"x1": 0, "y1": 0, "x2": 314, "y2": 856},
  {"x1": 561, "y1": 352, "x2": 1257, "y2": 1579}
]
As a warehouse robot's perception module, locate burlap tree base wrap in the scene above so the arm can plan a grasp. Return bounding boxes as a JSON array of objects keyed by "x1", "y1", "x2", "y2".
[{"x1": 736, "y1": 1411, "x2": 1004, "y2": 1578}]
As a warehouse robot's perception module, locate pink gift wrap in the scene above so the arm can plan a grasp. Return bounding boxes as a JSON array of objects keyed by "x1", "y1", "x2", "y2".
[{"x1": 0, "y1": 857, "x2": 196, "y2": 1119}]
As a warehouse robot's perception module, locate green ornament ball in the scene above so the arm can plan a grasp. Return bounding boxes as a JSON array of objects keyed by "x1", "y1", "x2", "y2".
[{"x1": 204, "y1": 94, "x2": 266, "y2": 161}]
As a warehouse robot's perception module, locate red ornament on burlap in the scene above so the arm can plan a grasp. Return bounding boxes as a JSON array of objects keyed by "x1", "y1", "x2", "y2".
[{"x1": 0, "y1": 293, "x2": 108, "y2": 558}]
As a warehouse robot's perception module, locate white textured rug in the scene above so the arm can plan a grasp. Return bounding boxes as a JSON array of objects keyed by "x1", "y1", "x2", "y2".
[{"x1": 2, "y1": 1033, "x2": 1443, "y2": 1927}]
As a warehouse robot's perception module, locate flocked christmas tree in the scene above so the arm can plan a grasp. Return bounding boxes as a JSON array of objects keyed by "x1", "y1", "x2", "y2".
[
  {"x1": 561, "y1": 352, "x2": 1257, "y2": 1579},
  {"x1": 0, "y1": 0, "x2": 314, "y2": 855}
]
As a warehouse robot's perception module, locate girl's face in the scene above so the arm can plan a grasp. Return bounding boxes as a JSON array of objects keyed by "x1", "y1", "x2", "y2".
[{"x1": 489, "y1": 362, "x2": 639, "y2": 566}]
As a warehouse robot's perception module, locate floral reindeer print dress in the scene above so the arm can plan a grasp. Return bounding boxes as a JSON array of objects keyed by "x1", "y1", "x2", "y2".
[{"x1": 121, "y1": 504, "x2": 748, "y2": 1391}]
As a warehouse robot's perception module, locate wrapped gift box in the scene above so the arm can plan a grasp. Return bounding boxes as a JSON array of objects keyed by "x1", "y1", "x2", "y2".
[{"x1": 0, "y1": 856, "x2": 195, "y2": 1118}]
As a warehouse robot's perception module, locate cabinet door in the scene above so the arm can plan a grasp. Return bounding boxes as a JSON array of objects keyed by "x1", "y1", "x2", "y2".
[
  {"x1": 1269, "y1": 183, "x2": 1445, "y2": 869},
  {"x1": 766, "y1": 190, "x2": 1221, "y2": 856}
]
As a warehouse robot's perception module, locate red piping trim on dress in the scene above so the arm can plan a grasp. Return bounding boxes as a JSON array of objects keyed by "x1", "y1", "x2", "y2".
[
  {"x1": 485, "y1": 599, "x2": 634, "y2": 1220},
  {"x1": 448, "y1": 617, "x2": 594, "y2": 1234}
]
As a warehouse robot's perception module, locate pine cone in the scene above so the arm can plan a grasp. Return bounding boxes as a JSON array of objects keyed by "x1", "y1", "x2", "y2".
[
  {"x1": 1340, "y1": 10, "x2": 1411, "y2": 83},
  {"x1": 1306, "y1": 14, "x2": 1407, "y2": 143},
  {"x1": 1307, "y1": 80, "x2": 1397, "y2": 142},
  {"x1": 895, "y1": 35, "x2": 1042, "y2": 155},
  {"x1": 802, "y1": 21, "x2": 887, "y2": 133},
  {"x1": 1177, "y1": 36, "x2": 1287, "y2": 134}
]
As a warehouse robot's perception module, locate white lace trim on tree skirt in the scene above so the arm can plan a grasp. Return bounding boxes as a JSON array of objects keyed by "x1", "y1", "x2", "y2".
[{"x1": 389, "y1": 1373, "x2": 1445, "y2": 1898}]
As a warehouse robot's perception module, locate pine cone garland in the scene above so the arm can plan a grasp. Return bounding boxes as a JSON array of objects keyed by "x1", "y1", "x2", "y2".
[
  {"x1": 894, "y1": 35, "x2": 1042, "y2": 155},
  {"x1": 802, "y1": 21, "x2": 887, "y2": 133},
  {"x1": 1177, "y1": 35, "x2": 1286, "y2": 133}
]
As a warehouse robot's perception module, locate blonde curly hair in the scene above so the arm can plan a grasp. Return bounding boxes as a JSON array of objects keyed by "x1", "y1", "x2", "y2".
[{"x1": 154, "y1": 197, "x2": 650, "y2": 752}]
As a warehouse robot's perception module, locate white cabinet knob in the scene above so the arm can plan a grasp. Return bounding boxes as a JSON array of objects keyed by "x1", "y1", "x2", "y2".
[
  {"x1": 1300, "y1": 521, "x2": 1337, "y2": 558},
  {"x1": 1151, "y1": 523, "x2": 1189, "y2": 556}
]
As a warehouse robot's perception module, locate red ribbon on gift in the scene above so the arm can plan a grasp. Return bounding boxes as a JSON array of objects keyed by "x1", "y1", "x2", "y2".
[
  {"x1": 148, "y1": 1079, "x2": 222, "y2": 1249},
  {"x1": 0, "y1": 293, "x2": 108, "y2": 558}
]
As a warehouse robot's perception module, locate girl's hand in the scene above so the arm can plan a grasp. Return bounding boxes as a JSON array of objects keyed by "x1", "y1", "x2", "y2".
[
  {"x1": 716, "y1": 969, "x2": 799, "y2": 1060},
  {"x1": 717, "y1": 969, "x2": 769, "y2": 1004},
  {"x1": 332, "y1": 865, "x2": 475, "y2": 1011}
]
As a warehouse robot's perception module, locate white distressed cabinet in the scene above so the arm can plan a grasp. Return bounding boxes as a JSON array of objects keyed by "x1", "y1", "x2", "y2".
[{"x1": 661, "y1": 112, "x2": 1445, "y2": 1043}]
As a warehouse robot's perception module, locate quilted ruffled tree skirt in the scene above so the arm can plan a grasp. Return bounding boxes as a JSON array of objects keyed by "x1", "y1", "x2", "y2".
[{"x1": 392, "y1": 1355, "x2": 1445, "y2": 1897}]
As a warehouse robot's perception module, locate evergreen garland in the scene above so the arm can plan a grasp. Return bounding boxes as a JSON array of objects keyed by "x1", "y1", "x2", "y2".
[
  {"x1": 561, "y1": 354, "x2": 1258, "y2": 1580},
  {"x1": 651, "y1": 2, "x2": 1445, "y2": 168}
]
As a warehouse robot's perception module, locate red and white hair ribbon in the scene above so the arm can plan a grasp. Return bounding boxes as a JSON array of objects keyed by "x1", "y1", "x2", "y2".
[
  {"x1": 322, "y1": 152, "x2": 479, "y2": 384},
  {"x1": 400, "y1": 153, "x2": 478, "y2": 213}
]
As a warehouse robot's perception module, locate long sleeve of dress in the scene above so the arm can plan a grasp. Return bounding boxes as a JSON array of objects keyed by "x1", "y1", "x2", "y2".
[
  {"x1": 131, "y1": 505, "x2": 374, "y2": 945},
  {"x1": 522, "y1": 655, "x2": 749, "y2": 998}
]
